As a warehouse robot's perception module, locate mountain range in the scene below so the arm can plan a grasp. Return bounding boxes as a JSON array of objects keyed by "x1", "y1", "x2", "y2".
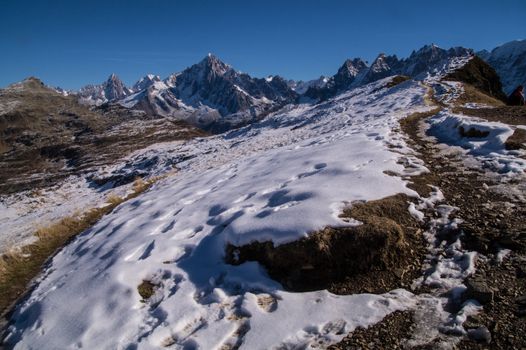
[
  {"x1": 477, "y1": 40, "x2": 526, "y2": 94},
  {"x1": 39, "y1": 39, "x2": 526, "y2": 130}
]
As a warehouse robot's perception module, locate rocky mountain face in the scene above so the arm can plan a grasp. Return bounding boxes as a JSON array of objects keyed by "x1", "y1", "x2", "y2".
[
  {"x1": 132, "y1": 74, "x2": 162, "y2": 92},
  {"x1": 305, "y1": 45, "x2": 474, "y2": 101},
  {"x1": 477, "y1": 40, "x2": 526, "y2": 94},
  {"x1": 113, "y1": 54, "x2": 299, "y2": 130},
  {"x1": 445, "y1": 56, "x2": 507, "y2": 102},
  {"x1": 71, "y1": 42, "x2": 520, "y2": 130},
  {"x1": 78, "y1": 73, "x2": 132, "y2": 105}
]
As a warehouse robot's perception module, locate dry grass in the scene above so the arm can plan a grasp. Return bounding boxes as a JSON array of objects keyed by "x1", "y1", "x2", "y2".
[
  {"x1": 226, "y1": 193, "x2": 426, "y2": 294},
  {"x1": 385, "y1": 75, "x2": 411, "y2": 88},
  {"x1": 0, "y1": 140, "x2": 9, "y2": 154},
  {"x1": 452, "y1": 84, "x2": 505, "y2": 108},
  {"x1": 106, "y1": 193, "x2": 125, "y2": 207},
  {"x1": 137, "y1": 280, "x2": 157, "y2": 302},
  {"x1": 0, "y1": 177, "x2": 160, "y2": 319}
]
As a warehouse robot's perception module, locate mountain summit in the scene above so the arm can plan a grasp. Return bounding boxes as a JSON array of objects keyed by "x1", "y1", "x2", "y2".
[
  {"x1": 114, "y1": 54, "x2": 298, "y2": 130},
  {"x1": 78, "y1": 73, "x2": 132, "y2": 105}
]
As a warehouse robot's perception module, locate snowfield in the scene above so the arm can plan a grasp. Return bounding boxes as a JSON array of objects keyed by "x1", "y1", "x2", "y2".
[
  {"x1": 427, "y1": 111, "x2": 526, "y2": 174},
  {"x1": 4, "y1": 77, "x2": 501, "y2": 349}
]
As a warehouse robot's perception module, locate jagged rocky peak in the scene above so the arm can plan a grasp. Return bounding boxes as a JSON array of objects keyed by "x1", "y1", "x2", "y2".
[
  {"x1": 337, "y1": 58, "x2": 368, "y2": 78},
  {"x1": 369, "y1": 53, "x2": 399, "y2": 73},
  {"x1": 409, "y1": 44, "x2": 472, "y2": 61},
  {"x1": 164, "y1": 73, "x2": 179, "y2": 87},
  {"x1": 196, "y1": 53, "x2": 232, "y2": 77},
  {"x1": 401, "y1": 44, "x2": 472, "y2": 78},
  {"x1": 102, "y1": 73, "x2": 131, "y2": 101},
  {"x1": 78, "y1": 73, "x2": 132, "y2": 105},
  {"x1": 132, "y1": 74, "x2": 161, "y2": 91}
]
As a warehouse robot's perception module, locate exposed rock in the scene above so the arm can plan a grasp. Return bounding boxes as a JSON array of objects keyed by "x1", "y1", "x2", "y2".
[
  {"x1": 444, "y1": 56, "x2": 507, "y2": 102},
  {"x1": 225, "y1": 194, "x2": 425, "y2": 294},
  {"x1": 464, "y1": 276, "x2": 494, "y2": 304},
  {"x1": 467, "y1": 326, "x2": 492, "y2": 343}
]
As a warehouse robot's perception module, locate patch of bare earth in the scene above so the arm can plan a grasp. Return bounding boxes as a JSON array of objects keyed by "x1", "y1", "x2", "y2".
[
  {"x1": 330, "y1": 88, "x2": 526, "y2": 348},
  {"x1": 328, "y1": 310, "x2": 416, "y2": 350},
  {"x1": 226, "y1": 194, "x2": 427, "y2": 295},
  {"x1": 397, "y1": 105, "x2": 526, "y2": 349}
]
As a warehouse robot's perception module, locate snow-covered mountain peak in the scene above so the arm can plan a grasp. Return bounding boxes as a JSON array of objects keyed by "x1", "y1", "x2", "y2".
[
  {"x1": 483, "y1": 39, "x2": 526, "y2": 58},
  {"x1": 132, "y1": 74, "x2": 161, "y2": 92},
  {"x1": 197, "y1": 53, "x2": 232, "y2": 77},
  {"x1": 78, "y1": 73, "x2": 132, "y2": 105},
  {"x1": 339, "y1": 58, "x2": 368, "y2": 76},
  {"x1": 369, "y1": 54, "x2": 399, "y2": 73},
  {"x1": 477, "y1": 39, "x2": 526, "y2": 94}
]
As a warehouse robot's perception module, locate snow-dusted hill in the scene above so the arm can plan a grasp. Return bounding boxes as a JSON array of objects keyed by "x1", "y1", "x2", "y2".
[
  {"x1": 4, "y1": 76, "x2": 477, "y2": 349},
  {"x1": 478, "y1": 39, "x2": 526, "y2": 94},
  {"x1": 5, "y1": 41, "x2": 526, "y2": 347}
]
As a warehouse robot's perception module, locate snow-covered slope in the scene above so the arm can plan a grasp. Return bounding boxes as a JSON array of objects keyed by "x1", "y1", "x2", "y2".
[
  {"x1": 132, "y1": 74, "x2": 162, "y2": 92},
  {"x1": 5, "y1": 78, "x2": 440, "y2": 349},
  {"x1": 478, "y1": 39, "x2": 526, "y2": 94}
]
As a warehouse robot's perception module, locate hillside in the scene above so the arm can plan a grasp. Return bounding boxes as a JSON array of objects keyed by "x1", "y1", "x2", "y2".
[
  {"x1": 1, "y1": 44, "x2": 526, "y2": 349},
  {"x1": 0, "y1": 78, "x2": 204, "y2": 194},
  {"x1": 2, "y1": 50, "x2": 525, "y2": 348}
]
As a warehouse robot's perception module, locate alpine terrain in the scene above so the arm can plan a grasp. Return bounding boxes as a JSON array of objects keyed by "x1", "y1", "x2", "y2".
[{"x1": 0, "y1": 41, "x2": 525, "y2": 349}]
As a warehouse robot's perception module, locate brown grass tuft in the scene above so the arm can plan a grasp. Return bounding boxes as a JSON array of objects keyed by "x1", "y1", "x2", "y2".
[
  {"x1": 106, "y1": 193, "x2": 124, "y2": 206},
  {"x1": 226, "y1": 194, "x2": 426, "y2": 294},
  {"x1": 0, "y1": 175, "x2": 162, "y2": 320},
  {"x1": 137, "y1": 280, "x2": 157, "y2": 302},
  {"x1": 385, "y1": 75, "x2": 411, "y2": 88}
]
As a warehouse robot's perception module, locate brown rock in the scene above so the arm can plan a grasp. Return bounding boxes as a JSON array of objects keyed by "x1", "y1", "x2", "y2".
[{"x1": 464, "y1": 276, "x2": 494, "y2": 304}]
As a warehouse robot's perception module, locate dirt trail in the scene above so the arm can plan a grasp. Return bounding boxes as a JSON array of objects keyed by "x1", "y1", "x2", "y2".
[{"x1": 333, "y1": 85, "x2": 526, "y2": 349}]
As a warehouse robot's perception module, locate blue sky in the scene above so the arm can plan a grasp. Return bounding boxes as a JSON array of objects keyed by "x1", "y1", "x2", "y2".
[{"x1": 1, "y1": 0, "x2": 525, "y2": 89}]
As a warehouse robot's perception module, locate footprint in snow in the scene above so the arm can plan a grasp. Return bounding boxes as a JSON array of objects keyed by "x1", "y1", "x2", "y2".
[
  {"x1": 162, "y1": 245, "x2": 194, "y2": 263},
  {"x1": 138, "y1": 240, "x2": 155, "y2": 260},
  {"x1": 161, "y1": 220, "x2": 176, "y2": 233},
  {"x1": 321, "y1": 319, "x2": 347, "y2": 335},
  {"x1": 124, "y1": 240, "x2": 155, "y2": 261},
  {"x1": 256, "y1": 293, "x2": 278, "y2": 313},
  {"x1": 219, "y1": 320, "x2": 251, "y2": 350}
]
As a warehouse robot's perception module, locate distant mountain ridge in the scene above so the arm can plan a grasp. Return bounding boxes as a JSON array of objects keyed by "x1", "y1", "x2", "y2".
[
  {"x1": 78, "y1": 73, "x2": 132, "y2": 105},
  {"x1": 304, "y1": 45, "x2": 474, "y2": 100},
  {"x1": 44, "y1": 40, "x2": 525, "y2": 130},
  {"x1": 477, "y1": 39, "x2": 526, "y2": 94}
]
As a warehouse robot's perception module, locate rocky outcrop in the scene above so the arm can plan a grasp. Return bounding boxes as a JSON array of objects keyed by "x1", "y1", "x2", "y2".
[
  {"x1": 444, "y1": 56, "x2": 507, "y2": 102},
  {"x1": 478, "y1": 39, "x2": 526, "y2": 94},
  {"x1": 225, "y1": 194, "x2": 425, "y2": 294}
]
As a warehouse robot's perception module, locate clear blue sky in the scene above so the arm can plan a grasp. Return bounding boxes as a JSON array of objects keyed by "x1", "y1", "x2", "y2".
[{"x1": 1, "y1": 0, "x2": 525, "y2": 89}]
